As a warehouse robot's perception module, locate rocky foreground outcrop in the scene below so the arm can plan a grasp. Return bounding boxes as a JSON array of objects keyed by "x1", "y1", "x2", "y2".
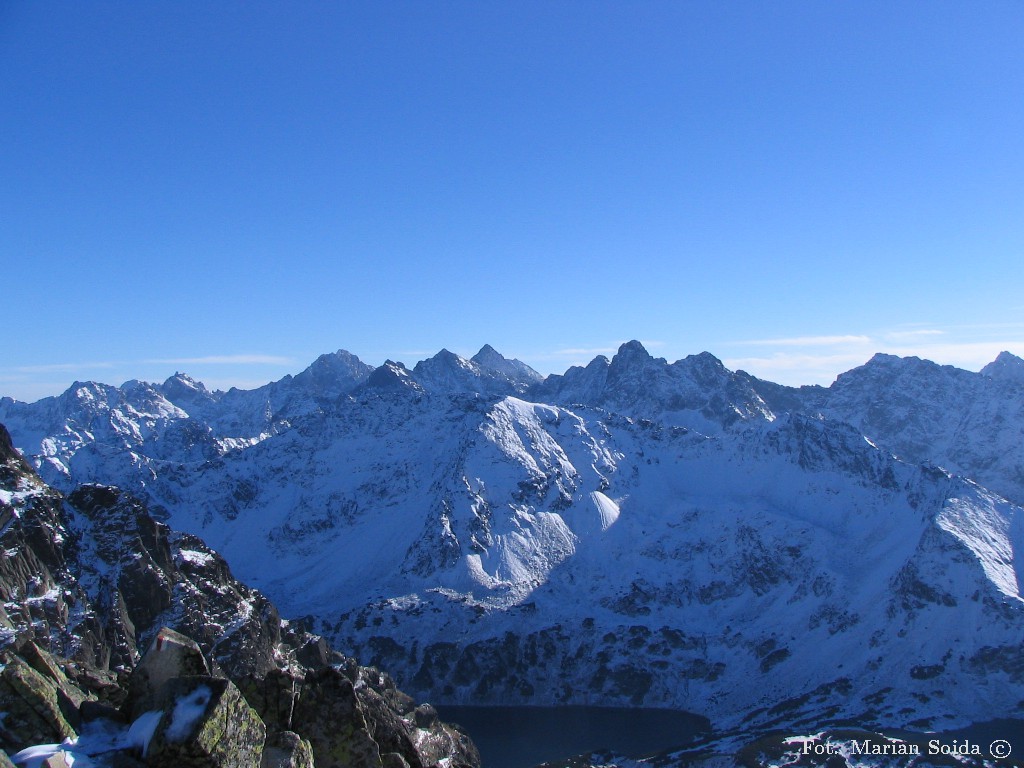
[{"x1": 0, "y1": 424, "x2": 479, "y2": 768}]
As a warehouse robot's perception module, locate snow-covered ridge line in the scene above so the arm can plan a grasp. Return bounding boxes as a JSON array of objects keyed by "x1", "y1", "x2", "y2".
[{"x1": 2, "y1": 342, "x2": 1024, "y2": 733}]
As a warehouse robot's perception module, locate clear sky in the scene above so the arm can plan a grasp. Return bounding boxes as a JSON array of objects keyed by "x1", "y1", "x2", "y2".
[{"x1": 3, "y1": 1, "x2": 1023, "y2": 401}]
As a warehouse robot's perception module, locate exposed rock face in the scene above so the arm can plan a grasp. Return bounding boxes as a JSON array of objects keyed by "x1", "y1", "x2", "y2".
[
  {"x1": 259, "y1": 731, "x2": 314, "y2": 768},
  {"x1": 0, "y1": 650, "x2": 78, "y2": 750},
  {"x1": 144, "y1": 676, "x2": 266, "y2": 768},
  {"x1": 791, "y1": 352, "x2": 1024, "y2": 506},
  {"x1": 0, "y1": 423, "x2": 480, "y2": 768}
]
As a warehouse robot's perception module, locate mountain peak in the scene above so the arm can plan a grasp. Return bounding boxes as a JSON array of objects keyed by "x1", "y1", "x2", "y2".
[
  {"x1": 865, "y1": 352, "x2": 905, "y2": 366},
  {"x1": 982, "y1": 351, "x2": 1024, "y2": 384},
  {"x1": 431, "y1": 348, "x2": 467, "y2": 364},
  {"x1": 162, "y1": 372, "x2": 207, "y2": 392},
  {"x1": 293, "y1": 349, "x2": 373, "y2": 394},
  {"x1": 414, "y1": 349, "x2": 474, "y2": 375},
  {"x1": 616, "y1": 340, "x2": 650, "y2": 357},
  {"x1": 608, "y1": 341, "x2": 663, "y2": 376},
  {"x1": 684, "y1": 351, "x2": 726, "y2": 370},
  {"x1": 470, "y1": 345, "x2": 543, "y2": 384},
  {"x1": 365, "y1": 360, "x2": 423, "y2": 393},
  {"x1": 474, "y1": 343, "x2": 501, "y2": 359}
]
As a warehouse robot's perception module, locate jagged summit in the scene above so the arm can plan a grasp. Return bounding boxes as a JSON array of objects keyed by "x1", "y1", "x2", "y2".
[
  {"x1": 470, "y1": 344, "x2": 543, "y2": 384},
  {"x1": 412, "y1": 350, "x2": 478, "y2": 393},
  {"x1": 538, "y1": 341, "x2": 772, "y2": 431},
  {"x1": 682, "y1": 350, "x2": 727, "y2": 370},
  {"x1": 981, "y1": 350, "x2": 1024, "y2": 384},
  {"x1": 163, "y1": 371, "x2": 205, "y2": 389},
  {"x1": 411, "y1": 346, "x2": 541, "y2": 396},
  {"x1": 471, "y1": 343, "x2": 503, "y2": 363},
  {"x1": 422, "y1": 348, "x2": 469, "y2": 366},
  {"x1": 160, "y1": 371, "x2": 217, "y2": 406},
  {"x1": 612, "y1": 339, "x2": 656, "y2": 360},
  {"x1": 364, "y1": 359, "x2": 423, "y2": 393},
  {"x1": 292, "y1": 348, "x2": 374, "y2": 394}
]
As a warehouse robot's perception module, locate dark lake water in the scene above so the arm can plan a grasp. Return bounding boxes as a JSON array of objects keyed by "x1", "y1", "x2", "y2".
[{"x1": 435, "y1": 705, "x2": 710, "y2": 768}]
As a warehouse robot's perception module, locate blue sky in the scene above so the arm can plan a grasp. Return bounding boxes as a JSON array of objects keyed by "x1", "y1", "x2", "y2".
[{"x1": 2, "y1": 2, "x2": 1023, "y2": 401}]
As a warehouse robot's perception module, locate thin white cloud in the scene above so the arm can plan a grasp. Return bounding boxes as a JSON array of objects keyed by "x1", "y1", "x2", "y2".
[
  {"x1": 724, "y1": 352, "x2": 875, "y2": 386},
  {"x1": 730, "y1": 335, "x2": 872, "y2": 348},
  {"x1": 882, "y1": 329, "x2": 945, "y2": 342},
  {"x1": 146, "y1": 355, "x2": 295, "y2": 366},
  {"x1": 15, "y1": 361, "x2": 117, "y2": 373},
  {"x1": 942, "y1": 321, "x2": 1024, "y2": 332},
  {"x1": 550, "y1": 340, "x2": 665, "y2": 358}
]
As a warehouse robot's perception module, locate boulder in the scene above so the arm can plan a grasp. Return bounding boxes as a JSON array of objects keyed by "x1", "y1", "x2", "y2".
[
  {"x1": 145, "y1": 675, "x2": 266, "y2": 768},
  {"x1": 0, "y1": 653, "x2": 77, "y2": 753},
  {"x1": 291, "y1": 667, "x2": 382, "y2": 768},
  {"x1": 63, "y1": 659, "x2": 128, "y2": 708},
  {"x1": 242, "y1": 665, "x2": 394, "y2": 768},
  {"x1": 260, "y1": 731, "x2": 314, "y2": 768},
  {"x1": 127, "y1": 627, "x2": 209, "y2": 717},
  {"x1": 235, "y1": 667, "x2": 303, "y2": 733},
  {"x1": 17, "y1": 641, "x2": 92, "y2": 730},
  {"x1": 0, "y1": 751, "x2": 16, "y2": 768},
  {"x1": 413, "y1": 703, "x2": 438, "y2": 729}
]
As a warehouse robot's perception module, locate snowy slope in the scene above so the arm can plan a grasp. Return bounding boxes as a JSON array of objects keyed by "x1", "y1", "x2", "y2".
[
  {"x1": 2, "y1": 343, "x2": 1024, "y2": 734},
  {"x1": 328, "y1": 407, "x2": 1024, "y2": 731},
  {"x1": 784, "y1": 352, "x2": 1024, "y2": 506}
]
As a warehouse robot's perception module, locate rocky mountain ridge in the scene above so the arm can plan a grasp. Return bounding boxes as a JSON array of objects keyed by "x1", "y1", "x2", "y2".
[{"x1": 2, "y1": 343, "x2": 1023, "y2": 747}]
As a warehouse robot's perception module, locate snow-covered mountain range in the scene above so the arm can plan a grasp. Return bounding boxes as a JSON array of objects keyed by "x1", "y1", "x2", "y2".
[{"x1": 2, "y1": 343, "x2": 1023, "y2": 736}]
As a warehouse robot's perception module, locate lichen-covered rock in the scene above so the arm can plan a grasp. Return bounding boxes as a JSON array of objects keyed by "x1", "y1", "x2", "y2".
[
  {"x1": 235, "y1": 666, "x2": 306, "y2": 738},
  {"x1": 63, "y1": 659, "x2": 128, "y2": 708},
  {"x1": 145, "y1": 675, "x2": 266, "y2": 768},
  {"x1": 0, "y1": 653, "x2": 77, "y2": 753},
  {"x1": 0, "y1": 750, "x2": 17, "y2": 768},
  {"x1": 260, "y1": 730, "x2": 314, "y2": 768},
  {"x1": 18, "y1": 642, "x2": 67, "y2": 685},
  {"x1": 16, "y1": 641, "x2": 93, "y2": 731},
  {"x1": 291, "y1": 666, "x2": 382, "y2": 768}
]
